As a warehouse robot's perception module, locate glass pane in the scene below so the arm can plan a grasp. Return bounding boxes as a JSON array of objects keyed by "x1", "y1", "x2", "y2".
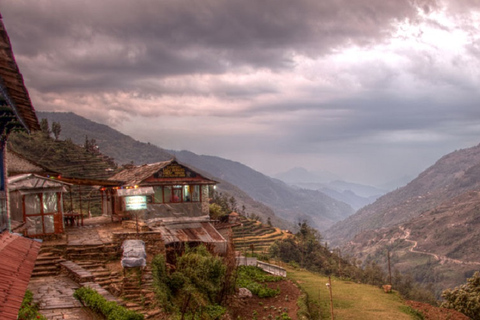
[
  {"x1": 26, "y1": 216, "x2": 43, "y2": 235},
  {"x1": 154, "y1": 187, "x2": 163, "y2": 203},
  {"x1": 43, "y1": 193, "x2": 58, "y2": 213},
  {"x1": 44, "y1": 215, "x2": 55, "y2": 234},
  {"x1": 183, "y1": 185, "x2": 191, "y2": 202},
  {"x1": 172, "y1": 188, "x2": 182, "y2": 203},
  {"x1": 164, "y1": 186, "x2": 172, "y2": 203},
  {"x1": 192, "y1": 185, "x2": 200, "y2": 202},
  {"x1": 25, "y1": 194, "x2": 41, "y2": 215}
]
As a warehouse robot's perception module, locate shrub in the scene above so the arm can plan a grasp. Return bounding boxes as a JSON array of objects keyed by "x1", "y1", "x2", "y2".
[
  {"x1": 74, "y1": 286, "x2": 144, "y2": 320},
  {"x1": 441, "y1": 271, "x2": 480, "y2": 320},
  {"x1": 17, "y1": 290, "x2": 47, "y2": 320},
  {"x1": 236, "y1": 266, "x2": 282, "y2": 298}
]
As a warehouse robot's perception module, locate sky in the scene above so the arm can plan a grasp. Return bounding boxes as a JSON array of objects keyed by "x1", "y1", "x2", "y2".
[{"x1": 2, "y1": 0, "x2": 480, "y2": 187}]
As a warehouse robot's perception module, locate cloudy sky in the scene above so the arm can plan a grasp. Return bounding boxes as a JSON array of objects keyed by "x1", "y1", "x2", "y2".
[{"x1": 2, "y1": 0, "x2": 480, "y2": 186}]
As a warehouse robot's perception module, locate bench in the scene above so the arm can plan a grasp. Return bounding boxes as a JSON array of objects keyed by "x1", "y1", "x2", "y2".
[{"x1": 60, "y1": 260, "x2": 95, "y2": 283}]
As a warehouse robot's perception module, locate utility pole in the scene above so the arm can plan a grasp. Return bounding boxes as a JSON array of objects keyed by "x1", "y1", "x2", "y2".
[
  {"x1": 387, "y1": 249, "x2": 392, "y2": 286},
  {"x1": 327, "y1": 276, "x2": 334, "y2": 320}
]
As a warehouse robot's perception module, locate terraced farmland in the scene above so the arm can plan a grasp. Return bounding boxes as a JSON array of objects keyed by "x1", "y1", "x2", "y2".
[{"x1": 232, "y1": 216, "x2": 292, "y2": 254}]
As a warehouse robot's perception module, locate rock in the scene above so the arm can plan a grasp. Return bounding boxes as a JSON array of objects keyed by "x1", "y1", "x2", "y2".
[{"x1": 238, "y1": 287, "x2": 252, "y2": 298}]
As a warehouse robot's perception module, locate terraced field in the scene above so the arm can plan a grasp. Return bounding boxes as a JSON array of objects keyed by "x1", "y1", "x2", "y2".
[{"x1": 232, "y1": 216, "x2": 292, "y2": 254}]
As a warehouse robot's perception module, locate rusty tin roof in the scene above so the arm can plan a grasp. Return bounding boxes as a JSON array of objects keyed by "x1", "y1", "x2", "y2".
[{"x1": 109, "y1": 159, "x2": 217, "y2": 186}]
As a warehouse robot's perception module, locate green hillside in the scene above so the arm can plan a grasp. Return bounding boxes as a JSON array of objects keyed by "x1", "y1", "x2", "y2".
[{"x1": 232, "y1": 215, "x2": 292, "y2": 253}]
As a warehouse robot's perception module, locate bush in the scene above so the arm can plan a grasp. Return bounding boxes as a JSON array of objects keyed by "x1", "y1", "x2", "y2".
[
  {"x1": 441, "y1": 271, "x2": 480, "y2": 320},
  {"x1": 17, "y1": 290, "x2": 47, "y2": 320},
  {"x1": 151, "y1": 245, "x2": 228, "y2": 319},
  {"x1": 74, "y1": 286, "x2": 144, "y2": 320},
  {"x1": 236, "y1": 266, "x2": 282, "y2": 298}
]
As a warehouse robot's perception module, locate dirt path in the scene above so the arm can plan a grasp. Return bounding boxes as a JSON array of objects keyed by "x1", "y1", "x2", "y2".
[{"x1": 399, "y1": 227, "x2": 480, "y2": 266}]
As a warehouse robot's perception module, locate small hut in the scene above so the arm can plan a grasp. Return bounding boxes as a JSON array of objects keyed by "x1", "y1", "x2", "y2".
[
  {"x1": 102, "y1": 159, "x2": 217, "y2": 221},
  {"x1": 102, "y1": 159, "x2": 228, "y2": 254},
  {"x1": 8, "y1": 174, "x2": 70, "y2": 237}
]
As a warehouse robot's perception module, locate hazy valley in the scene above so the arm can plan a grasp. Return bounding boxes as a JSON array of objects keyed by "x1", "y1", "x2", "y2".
[{"x1": 32, "y1": 111, "x2": 480, "y2": 296}]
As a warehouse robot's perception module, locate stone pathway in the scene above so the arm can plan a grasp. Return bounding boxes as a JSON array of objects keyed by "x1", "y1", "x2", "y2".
[{"x1": 27, "y1": 276, "x2": 97, "y2": 319}]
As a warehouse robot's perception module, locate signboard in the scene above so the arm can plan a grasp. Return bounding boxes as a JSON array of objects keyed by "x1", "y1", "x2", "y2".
[
  {"x1": 162, "y1": 163, "x2": 186, "y2": 178},
  {"x1": 125, "y1": 196, "x2": 147, "y2": 211},
  {"x1": 153, "y1": 163, "x2": 198, "y2": 179}
]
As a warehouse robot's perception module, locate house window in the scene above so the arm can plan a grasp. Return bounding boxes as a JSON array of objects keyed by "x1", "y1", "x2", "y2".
[
  {"x1": 164, "y1": 186, "x2": 172, "y2": 203},
  {"x1": 172, "y1": 186, "x2": 182, "y2": 202},
  {"x1": 153, "y1": 187, "x2": 163, "y2": 203},
  {"x1": 150, "y1": 185, "x2": 204, "y2": 203},
  {"x1": 24, "y1": 192, "x2": 58, "y2": 236},
  {"x1": 183, "y1": 185, "x2": 191, "y2": 202}
]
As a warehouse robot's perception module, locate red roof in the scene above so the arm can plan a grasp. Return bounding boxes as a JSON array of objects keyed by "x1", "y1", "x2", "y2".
[{"x1": 0, "y1": 232, "x2": 41, "y2": 320}]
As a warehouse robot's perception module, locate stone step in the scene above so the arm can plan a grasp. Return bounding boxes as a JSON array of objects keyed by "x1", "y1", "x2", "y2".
[
  {"x1": 92, "y1": 270, "x2": 112, "y2": 277},
  {"x1": 34, "y1": 258, "x2": 63, "y2": 266},
  {"x1": 33, "y1": 265, "x2": 59, "y2": 272},
  {"x1": 145, "y1": 309, "x2": 163, "y2": 319},
  {"x1": 32, "y1": 270, "x2": 59, "y2": 277}
]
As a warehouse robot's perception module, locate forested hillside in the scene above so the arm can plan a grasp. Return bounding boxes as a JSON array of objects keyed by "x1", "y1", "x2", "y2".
[
  {"x1": 324, "y1": 143, "x2": 480, "y2": 296},
  {"x1": 39, "y1": 112, "x2": 355, "y2": 231}
]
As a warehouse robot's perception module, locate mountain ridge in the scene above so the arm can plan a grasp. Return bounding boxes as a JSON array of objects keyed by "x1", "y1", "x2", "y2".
[{"x1": 38, "y1": 111, "x2": 354, "y2": 231}]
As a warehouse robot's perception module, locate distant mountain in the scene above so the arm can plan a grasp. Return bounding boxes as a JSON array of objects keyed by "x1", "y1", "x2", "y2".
[
  {"x1": 39, "y1": 112, "x2": 354, "y2": 231},
  {"x1": 324, "y1": 144, "x2": 480, "y2": 294},
  {"x1": 274, "y1": 167, "x2": 341, "y2": 184},
  {"x1": 275, "y1": 167, "x2": 385, "y2": 210},
  {"x1": 325, "y1": 144, "x2": 480, "y2": 246}
]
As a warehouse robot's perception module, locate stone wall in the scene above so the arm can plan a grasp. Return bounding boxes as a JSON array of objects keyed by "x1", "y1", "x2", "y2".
[{"x1": 112, "y1": 231, "x2": 165, "y2": 257}]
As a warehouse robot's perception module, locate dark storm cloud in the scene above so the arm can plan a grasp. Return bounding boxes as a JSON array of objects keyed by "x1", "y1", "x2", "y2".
[
  {"x1": 1, "y1": 0, "x2": 428, "y2": 94},
  {"x1": 2, "y1": 0, "x2": 480, "y2": 185}
]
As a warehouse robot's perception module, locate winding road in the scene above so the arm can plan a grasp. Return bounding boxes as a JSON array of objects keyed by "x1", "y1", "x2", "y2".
[{"x1": 399, "y1": 226, "x2": 480, "y2": 266}]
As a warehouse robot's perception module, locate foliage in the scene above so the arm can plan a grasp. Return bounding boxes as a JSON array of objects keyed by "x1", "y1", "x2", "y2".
[
  {"x1": 17, "y1": 290, "x2": 47, "y2": 320},
  {"x1": 392, "y1": 270, "x2": 437, "y2": 305},
  {"x1": 398, "y1": 306, "x2": 424, "y2": 320},
  {"x1": 270, "y1": 221, "x2": 350, "y2": 277},
  {"x1": 51, "y1": 121, "x2": 61, "y2": 140},
  {"x1": 151, "y1": 245, "x2": 228, "y2": 319},
  {"x1": 74, "y1": 286, "x2": 144, "y2": 320},
  {"x1": 236, "y1": 266, "x2": 282, "y2": 298},
  {"x1": 9, "y1": 129, "x2": 118, "y2": 215},
  {"x1": 151, "y1": 254, "x2": 173, "y2": 310},
  {"x1": 441, "y1": 271, "x2": 480, "y2": 319},
  {"x1": 209, "y1": 191, "x2": 237, "y2": 220}
]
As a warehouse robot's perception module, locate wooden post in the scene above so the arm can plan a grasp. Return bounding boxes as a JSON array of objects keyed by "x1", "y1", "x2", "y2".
[
  {"x1": 327, "y1": 276, "x2": 334, "y2": 320},
  {"x1": 387, "y1": 249, "x2": 392, "y2": 286}
]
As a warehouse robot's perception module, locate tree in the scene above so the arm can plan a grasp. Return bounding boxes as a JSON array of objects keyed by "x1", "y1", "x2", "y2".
[
  {"x1": 441, "y1": 271, "x2": 480, "y2": 319},
  {"x1": 40, "y1": 118, "x2": 50, "y2": 137},
  {"x1": 151, "y1": 245, "x2": 228, "y2": 319},
  {"x1": 51, "y1": 121, "x2": 61, "y2": 140}
]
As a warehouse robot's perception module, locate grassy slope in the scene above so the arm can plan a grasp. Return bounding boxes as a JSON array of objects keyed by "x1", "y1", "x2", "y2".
[{"x1": 285, "y1": 266, "x2": 413, "y2": 320}]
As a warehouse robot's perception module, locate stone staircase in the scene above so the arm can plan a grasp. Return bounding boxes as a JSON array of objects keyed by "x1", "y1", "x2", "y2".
[
  {"x1": 121, "y1": 267, "x2": 163, "y2": 319},
  {"x1": 31, "y1": 242, "x2": 164, "y2": 318},
  {"x1": 65, "y1": 243, "x2": 119, "y2": 261},
  {"x1": 32, "y1": 247, "x2": 65, "y2": 277},
  {"x1": 73, "y1": 260, "x2": 123, "y2": 288}
]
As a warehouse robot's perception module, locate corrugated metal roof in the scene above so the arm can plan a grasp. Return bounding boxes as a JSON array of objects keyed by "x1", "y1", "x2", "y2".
[
  {"x1": 0, "y1": 15, "x2": 39, "y2": 132},
  {"x1": 8, "y1": 173, "x2": 70, "y2": 192},
  {"x1": 109, "y1": 159, "x2": 216, "y2": 186},
  {"x1": 109, "y1": 161, "x2": 172, "y2": 186},
  {"x1": 154, "y1": 222, "x2": 226, "y2": 245},
  {"x1": 0, "y1": 232, "x2": 41, "y2": 320}
]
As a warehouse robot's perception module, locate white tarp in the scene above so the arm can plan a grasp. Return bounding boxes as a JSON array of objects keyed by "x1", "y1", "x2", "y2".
[{"x1": 121, "y1": 239, "x2": 146, "y2": 268}]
